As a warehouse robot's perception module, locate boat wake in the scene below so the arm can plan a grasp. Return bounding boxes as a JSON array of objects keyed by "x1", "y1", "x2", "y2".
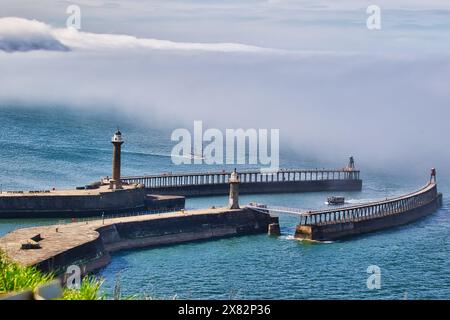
[
  {"x1": 346, "y1": 198, "x2": 377, "y2": 204},
  {"x1": 123, "y1": 150, "x2": 173, "y2": 158},
  {"x1": 279, "y1": 234, "x2": 334, "y2": 244},
  {"x1": 324, "y1": 198, "x2": 374, "y2": 206},
  {"x1": 279, "y1": 235, "x2": 296, "y2": 241},
  {"x1": 172, "y1": 154, "x2": 207, "y2": 160}
]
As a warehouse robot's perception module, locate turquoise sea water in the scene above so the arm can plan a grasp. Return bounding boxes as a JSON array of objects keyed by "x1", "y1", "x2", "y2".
[{"x1": 0, "y1": 106, "x2": 449, "y2": 299}]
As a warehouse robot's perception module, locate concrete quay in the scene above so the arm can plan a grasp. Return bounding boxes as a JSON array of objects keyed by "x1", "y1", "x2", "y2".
[
  {"x1": 0, "y1": 207, "x2": 278, "y2": 275},
  {"x1": 0, "y1": 184, "x2": 185, "y2": 219}
]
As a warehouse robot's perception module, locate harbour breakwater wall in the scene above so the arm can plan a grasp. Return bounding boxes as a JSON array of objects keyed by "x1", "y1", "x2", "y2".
[
  {"x1": 295, "y1": 182, "x2": 443, "y2": 241},
  {"x1": 0, "y1": 187, "x2": 185, "y2": 219},
  {"x1": 123, "y1": 169, "x2": 362, "y2": 197},
  {"x1": 144, "y1": 180, "x2": 363, "y2": 197},
  {"x1": 0, "y1": 208, "x2": 278, "y2": 275}
]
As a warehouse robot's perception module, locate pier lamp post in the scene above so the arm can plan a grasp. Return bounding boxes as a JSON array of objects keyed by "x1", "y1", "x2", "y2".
[
  {"x1": 110, "y1": 129, "x2": 124, "y2": 190},
  {"x1": 229, "y1": 168, "x2": 240, "y2": 209}
]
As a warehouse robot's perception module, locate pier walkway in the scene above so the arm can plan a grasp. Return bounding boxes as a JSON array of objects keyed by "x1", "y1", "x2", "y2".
[
  {"x1": 122, "y1": 167, "x2": 361, "y2": 197},
  {"x1": 247, "y1": 171, "x2": 443, "y2": 241},
  {"x1": 296, "y1": 182, "x2": 440, "y2": 226},
  {"x1": 248, "y1": 182, "x2": 440, "y2": 225}
]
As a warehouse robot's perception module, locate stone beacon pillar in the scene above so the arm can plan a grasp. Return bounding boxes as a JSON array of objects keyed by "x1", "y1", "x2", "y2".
[
  {"x1": 430, "y1": 168, "x2": 437, "y2": 184},
  {"x1": 347, "y1": 156, "x2": 355, "y2": 170},
  {"x1": 110, "y1": 129, "x2": 124, "y2": 190},
  {"x1": 345, "y1": 156, "x2": 355, "y2": 179},
  {"x1": 228, "y1": 168, "x2": 240, "y2": 209}
]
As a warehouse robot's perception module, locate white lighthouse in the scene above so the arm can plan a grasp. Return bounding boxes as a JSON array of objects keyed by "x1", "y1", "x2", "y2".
[{"x1": 228, "y1": 168, "x2": 240, "y2": 209}]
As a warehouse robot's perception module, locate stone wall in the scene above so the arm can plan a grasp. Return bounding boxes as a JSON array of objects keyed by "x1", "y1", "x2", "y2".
[
  {"x1": 27, "y1": 209, "x2": 277, "y2": 275},
  {"x1": 0, "y1": 189, "x2": 185, "y2": 218},
  {"x1": 295, "y1": 193, "x2": 442, "y2": 241},
  {"x1": 146, "y1": 179, "x2": 363, "y2": 197}
]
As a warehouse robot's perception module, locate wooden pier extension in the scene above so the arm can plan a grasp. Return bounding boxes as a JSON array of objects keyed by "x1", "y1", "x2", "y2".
[{"x1": 122, "y1": 168, "x2": 362, "y2": 197}]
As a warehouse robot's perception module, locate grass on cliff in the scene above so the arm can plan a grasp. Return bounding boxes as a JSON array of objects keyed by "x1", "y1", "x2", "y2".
[
  {"x1": 0, "y1": 250, "x2": 104, "y2": 300},
  {"x1": 61, "y1": 276, "x2": 105, "y2": 300},
  {"x1": 0, "y1": 251, "x2": 54, "y2": 294}
]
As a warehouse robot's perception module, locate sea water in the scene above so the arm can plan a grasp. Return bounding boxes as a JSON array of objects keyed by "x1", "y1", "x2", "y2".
[{"x1": 0, "y1": 106, "x2": 449, "y2": 299}]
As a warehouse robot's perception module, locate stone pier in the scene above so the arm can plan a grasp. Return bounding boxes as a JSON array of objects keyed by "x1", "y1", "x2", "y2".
[
  {"x1": 295, "y1": 181, "x2": 442, "y2": 241},
  {"x1": 122, "y1": 168, "x2": 362, "y2": 197},
  {"x1": 0, "y1": 207, "x2": 278, "y2": 275}
]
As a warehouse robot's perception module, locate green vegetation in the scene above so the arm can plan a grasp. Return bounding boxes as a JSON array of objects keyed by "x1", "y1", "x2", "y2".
[
  {"x1": 61, "y1": 276, "x2": 105, "y2": 300},
  {"x1": 0, "y1": 250, "x2": 103, "y2": 300},
  {"x1": 0, "y1": 251, "x2": 54, "y2": 293}
]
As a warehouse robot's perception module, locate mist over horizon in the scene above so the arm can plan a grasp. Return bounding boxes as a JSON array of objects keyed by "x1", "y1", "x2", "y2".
[
  {"x1": 2, "y1": 2, "x2": 450, "y2": 304},
  {"x1": 1, "y1": 2, "x2": 449, "y2": 179}
]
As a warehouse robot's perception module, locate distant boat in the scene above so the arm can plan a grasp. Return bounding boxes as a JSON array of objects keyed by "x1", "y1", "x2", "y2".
[
  {"x1": 327, "y1": 196, "x2": 345, "y2": 205},
  {"x1": 189, "y1": 143, "x2": 206, "y2": 160},
  {"x1": 189, "y1": 152, "x2": 205, "y2": 160}
]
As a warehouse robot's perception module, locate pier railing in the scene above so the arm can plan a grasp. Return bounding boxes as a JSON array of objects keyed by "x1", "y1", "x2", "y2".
[
  {"x1": 122, "y1": 168, "x2": 360, "y2": 189},
  {"x1": 298, "y1": 182, "x2": 439, "y2": 226}
]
